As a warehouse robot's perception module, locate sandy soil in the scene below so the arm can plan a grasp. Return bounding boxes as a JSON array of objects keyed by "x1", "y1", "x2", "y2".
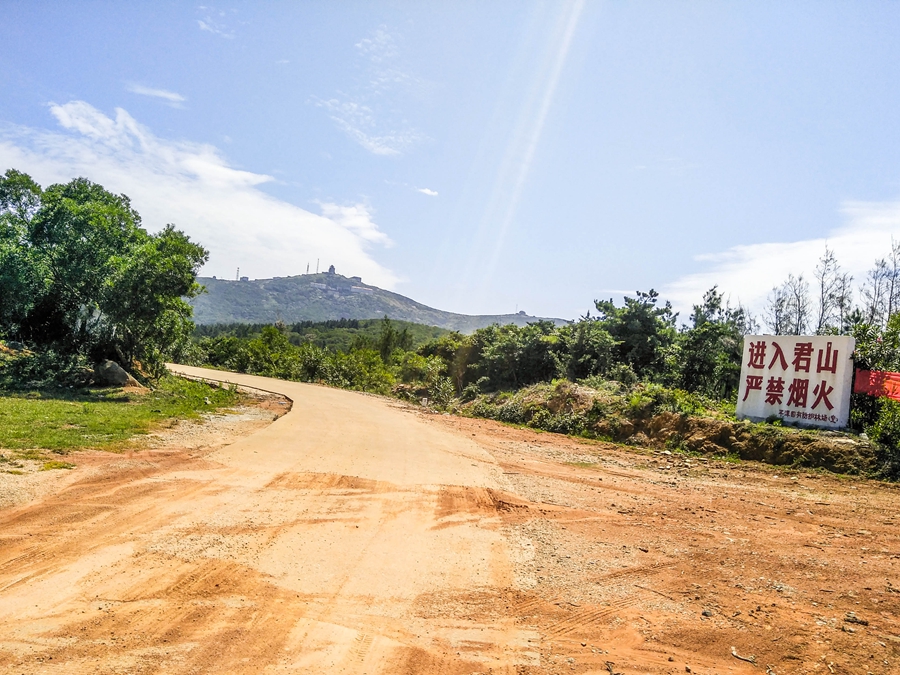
[{"x1": 0, "y1": 365, "x2": 897, "y2": 675}]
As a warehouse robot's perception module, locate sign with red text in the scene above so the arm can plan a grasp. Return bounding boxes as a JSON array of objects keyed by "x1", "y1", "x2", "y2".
[{"x1": 736, "y1": 335, "x2": 855, "y2": 429}]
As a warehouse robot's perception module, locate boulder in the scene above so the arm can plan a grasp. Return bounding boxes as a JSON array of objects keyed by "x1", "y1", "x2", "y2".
[{"x1": 94, "y1": 360, "x2": 137, "y2": 387}]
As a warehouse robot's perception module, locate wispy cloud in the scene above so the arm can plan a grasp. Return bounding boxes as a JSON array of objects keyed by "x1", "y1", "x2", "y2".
[
  {"x1": 126, "y1": 83, "x2": 186, "y2": 107},
  {"x1": 312, "y1": 97, "x2": 422, "y2": 156},
  {"x1": 0, "y1": 101, "x2": 397, "y2": 287},
  {"x1": 313, "y1": 26, "x2": 424, "y2": 156},
  {"x1": 196, "y1": 6, "x2": 235, "y2": 39},
  {"x1": 661, "y1": 203, "x2": 900, "y2": 317},
  {"x1": 417, "y1": 187, "x2": 438, "y2": 197}
]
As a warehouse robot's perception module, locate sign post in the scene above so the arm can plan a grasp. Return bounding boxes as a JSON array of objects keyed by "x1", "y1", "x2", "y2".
[{"x1": 736, "y1": 335, "x2": 855, "y2": 429}]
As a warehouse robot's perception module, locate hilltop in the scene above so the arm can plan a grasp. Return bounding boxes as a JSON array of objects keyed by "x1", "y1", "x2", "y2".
[{"x1": 190, "y1": 273, "x2": 569, "y2": 332}]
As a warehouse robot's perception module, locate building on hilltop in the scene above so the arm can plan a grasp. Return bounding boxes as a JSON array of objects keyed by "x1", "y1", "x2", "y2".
[{"x1": 327, "y1": 265, "x2": 336, "y2": 274}]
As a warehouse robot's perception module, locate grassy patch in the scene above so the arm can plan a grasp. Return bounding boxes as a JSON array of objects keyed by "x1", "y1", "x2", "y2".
[
  {"x1": 0, "y1": 375, "x2": 242, "y2": 455},
  {"x1": 40, "y1": 460, "x2": 75, "y2": 471}
]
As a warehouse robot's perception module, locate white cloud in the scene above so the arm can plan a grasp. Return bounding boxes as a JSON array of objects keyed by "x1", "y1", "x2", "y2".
[
  {"x1": 312, "y1": 97, "x2": 422, "y2": 156},
  {"x1": 314, "y1": 26, "x2": 424, "y2": 156},
  {"x1": 417, "y1": 187, "x2": 438, "y2": 197},
  {"x1": 196, "y1": 7, "x2": 235, "y2": 39},
  {"x1": 661, "y1": 202, "x2": 900, "y2": 318},
  {"x1": 317, "y1": 202, "x2": 391, "y2": 246},
  {"x1": 0, "y1": 101, "x2": 398, "y2": 287},
  {"x1": 126, "y1": 84, "x2": 186, "y2": 107},
  {"x1": 197, "y1": 19, "x2": 233, "y2": 38}
]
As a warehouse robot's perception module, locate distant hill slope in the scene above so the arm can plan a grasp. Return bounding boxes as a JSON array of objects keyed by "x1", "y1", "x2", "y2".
[{"x1": 190, "y1": 274, "x2": 569, "y2": 332}]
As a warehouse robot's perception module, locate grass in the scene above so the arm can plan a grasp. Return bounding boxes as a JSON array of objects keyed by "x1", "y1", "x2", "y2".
[
  {"x1": 0, "y1": 375, "x2": 242, "y2": 457},
  {"x1": 40, "y1": 460, "x2": 75, "y2": 471}
]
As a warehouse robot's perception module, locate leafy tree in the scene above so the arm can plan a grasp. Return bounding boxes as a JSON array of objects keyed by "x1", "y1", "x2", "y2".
[
  {"x1": 556, "y1": 318, "x2": 615, "y2": 381},
  {"x1": 673, "y1": 286, "x2": 746, "y2": 399},
  {"x1": 0, "y1": 170, "x2": 44, "y2": 337},
  {"x1": 374, "y1": 315, "x2": 412, "y2": 363},
  {"x1": 593, "y1": 290, "x2": 677, "y2": 379},
  {"x1": 417, "y1": 331, "x2": 475, "y2": 393},
  {"x1": 0, "y1": 170, "x2": 207, "y2": 377},
  {"x1": 100, "y1": 225, "x2": 208, "y2": 374}
]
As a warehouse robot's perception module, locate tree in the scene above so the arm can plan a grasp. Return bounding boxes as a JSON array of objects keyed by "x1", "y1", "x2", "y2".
[
  {"x1": 861, "y1": 259, "x2": 890, "y2": 327},
  {"x1": 100, "y1": 225, "x2": 208, "y2": 374},
  {"x1": 593, "y1": 290, "x2": 677, "y2": 379},
  {"x1": 0, "y1": 170, "x2": 208, "y2": 376},
  {"x1": 472, "y1": 322, "x2": 561, "y2": 391},
  {"x1": 766, "y1": 274, "x2": 810, "y2": 335},
  {"x1": 0, "y1": 170, "x2": 44, "y2": 337},
  {"x1": 834, "y1": 271, "x2": 854, "y2": 332},
  {"x1": 784, "y1": 274, "x2": 811, "y2": 335},
  {"x1": 860, "y1": 240, "x2": 900, "y2": 328},
  {"x1": 374, "y1": 316, "x2": 413, "y2": 363},
  {"x1": 764, "y1": 284, "x2": 789, "y2": 335},
  {"x1": 557, "y1": 317, "x2": 615, "y2": 381},
  {"x1": 814, "y1": 246, "x2": 841, "y2": 333},
  {"x1": 673, "y1": 286, "x2": 746, "y2": 399}
]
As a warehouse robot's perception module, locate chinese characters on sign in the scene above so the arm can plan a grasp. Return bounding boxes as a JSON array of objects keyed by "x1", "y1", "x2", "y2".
[{"x1": 736, "y1": 335, "x2": 855, "y2": 429}]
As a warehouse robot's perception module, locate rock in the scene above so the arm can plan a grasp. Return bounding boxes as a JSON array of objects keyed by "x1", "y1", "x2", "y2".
[
  {"x1": 702, "y1": 609, "x2": 713, "y2": 617},
  {"x1": 844, "y1": 612, "x2": 868, "y2": 626},
  {"x1": 94, "y1": 360, "x2": 137, "y2": 387}
]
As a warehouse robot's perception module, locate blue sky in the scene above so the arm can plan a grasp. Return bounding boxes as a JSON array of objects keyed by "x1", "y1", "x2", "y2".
[{"x1": 2, "y1": 2, "x2": 900, "y2": 321}]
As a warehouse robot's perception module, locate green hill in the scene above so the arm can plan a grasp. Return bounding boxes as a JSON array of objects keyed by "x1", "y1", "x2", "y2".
[{"x1": 190, "y1": 273, "x2": 569, "y2": 332}]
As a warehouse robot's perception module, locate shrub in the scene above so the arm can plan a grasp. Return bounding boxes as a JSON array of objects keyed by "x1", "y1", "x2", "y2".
[{"x1": 867, "y1": 398, "x2": 900, "y2": 477}]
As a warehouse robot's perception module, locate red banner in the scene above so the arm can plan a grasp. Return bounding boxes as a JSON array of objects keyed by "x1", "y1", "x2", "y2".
[{"x1": 854, "y1": 370, "x2": 900, "y2": 401}]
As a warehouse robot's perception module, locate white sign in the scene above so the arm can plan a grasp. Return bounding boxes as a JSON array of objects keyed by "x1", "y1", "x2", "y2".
[{"x1": 736, "y1": 335, "x2": 855, "y2": 429}]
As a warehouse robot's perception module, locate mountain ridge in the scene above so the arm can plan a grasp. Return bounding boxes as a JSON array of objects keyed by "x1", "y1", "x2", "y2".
[{"x1": 190, "y1": 273, "x2": 570, "y2": 332}]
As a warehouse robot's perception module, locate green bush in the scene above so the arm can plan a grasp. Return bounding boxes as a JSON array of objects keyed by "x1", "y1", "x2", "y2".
[
  {"x1": 0, "y1": 349, "x2": 92, "y2": 390},
  {"x1": 867, "y1": 398, "x2": 900, "y2": 477}
]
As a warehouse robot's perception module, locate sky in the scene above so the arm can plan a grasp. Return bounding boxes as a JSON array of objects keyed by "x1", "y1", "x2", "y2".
[{"x1": 2, "y1": 1, "x2": 900, "y2": 323}]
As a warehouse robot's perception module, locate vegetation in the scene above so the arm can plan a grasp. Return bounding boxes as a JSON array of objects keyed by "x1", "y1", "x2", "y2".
[
  {"x1": 0, "y1": 376, "x2": 241, "y2": 471},
  {"x1": 0, "y1": 169, "x2": 207, "y2": 379},
  {"x1": 195, "y1": 318, "x2": 448, "y2": 353},
  {"x1": 179, "y1": 259, "x2": 900, "y2": 476},
  {"x1": 2, "y1": 166, "x2": 900, "y2": 478}
]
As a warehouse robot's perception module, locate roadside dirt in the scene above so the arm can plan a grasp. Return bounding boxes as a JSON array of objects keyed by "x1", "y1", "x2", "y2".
[
  {"x1": 0, "y1": 394, "x2": 288, "y2": 512},
  {"x1": 0, "y1": 366, "x2": 897, "y2": 675},
  {"x1": 425, "y1": 413, "x2": 900, "y2": 674}
]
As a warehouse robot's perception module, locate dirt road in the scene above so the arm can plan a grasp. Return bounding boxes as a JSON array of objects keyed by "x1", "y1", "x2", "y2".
[{"x1": 1, "y1": 366, "x2": 899, "y2": 674}]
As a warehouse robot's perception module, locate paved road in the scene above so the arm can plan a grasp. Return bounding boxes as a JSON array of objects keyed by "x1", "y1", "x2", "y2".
[{"x1": 0, "y1": 366, "x2": 534, "y2": 674}]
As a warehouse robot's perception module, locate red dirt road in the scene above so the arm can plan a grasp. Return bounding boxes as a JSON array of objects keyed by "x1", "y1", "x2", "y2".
[{"x1": 1, "y1": 365, "x2": 899, "y2": 674}]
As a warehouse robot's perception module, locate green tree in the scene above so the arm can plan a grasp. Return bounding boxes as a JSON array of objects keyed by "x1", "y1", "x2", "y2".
[
  {"x1": 557, "y1": 318, "x2": 615, "y2": 381},
  {"x1": 593, "y1": 289, "x2": 677, "y2": 379},
  {"x1": 0, "y1": 170, "x2": 44, "y2": 337},
  {"x1": 101, "y1": 225, "x2": 208, "y2": 374},
  {"x1": 0, "y1": 170, "x2": 207, "y2": 377},
  {"x1": 672, "y1": 286, "x2": 746, "y2": 399}
]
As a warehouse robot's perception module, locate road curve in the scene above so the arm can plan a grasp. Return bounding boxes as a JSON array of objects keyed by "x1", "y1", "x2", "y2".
[{"x1": 0, "y1": 365, "x2": 534, "y2": 674}]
